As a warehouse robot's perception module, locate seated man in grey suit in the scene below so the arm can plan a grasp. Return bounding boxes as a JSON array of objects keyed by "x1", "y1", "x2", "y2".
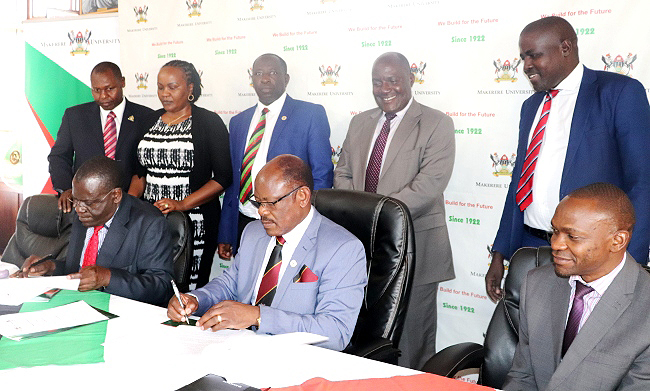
[
  {"x1": 17, "y1": 156, "x2": 174, "y2": 306},
  {"x1": 168, "y1": 155, "x2": 367, "y2": 351},
  {"x1": 504, "y1": 182, "x2": 650, "y2": 391}
]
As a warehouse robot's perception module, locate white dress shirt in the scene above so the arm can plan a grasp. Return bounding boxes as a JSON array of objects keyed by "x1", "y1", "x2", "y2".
[
  {"x1": 99, "y1": 98, "x2": 126, "y2": 140},
  {"x1": 524, "y1": 64, "x2": 584, "y2": 231},
  {"x1": 239, "y1": 93, "x2": 288, "y2": 219}
]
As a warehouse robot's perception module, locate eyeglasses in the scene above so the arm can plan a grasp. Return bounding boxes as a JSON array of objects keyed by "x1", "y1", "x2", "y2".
[
  {"x1": 70, "y1": 188, "x2": 115, "y2": 210},
  {"x1": 248, "y1": 186, "x2": 303, "y2": 209}
]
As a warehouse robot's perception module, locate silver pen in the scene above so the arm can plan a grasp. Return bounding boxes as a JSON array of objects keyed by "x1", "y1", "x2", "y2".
[{"x1": 171, "y1": 279, "x2": 190, "y2": 324}]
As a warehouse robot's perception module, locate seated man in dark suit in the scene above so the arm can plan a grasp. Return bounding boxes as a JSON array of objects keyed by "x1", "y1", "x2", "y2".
[
  {"x1": 17, "y1": 156, "x2": 174, "y2": 306},
  {"x1": 48, "y1": 61, "x2": 152, "y2": 213},
  {"x1": 504, "y1": 183, "x2": 650, "y2": 391},
  {"x1": 168, "y1": 155, "x2": 367, "y2": 351}
]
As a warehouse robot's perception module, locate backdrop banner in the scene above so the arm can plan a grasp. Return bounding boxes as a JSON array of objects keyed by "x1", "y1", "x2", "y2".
[{"x1": 117, "y1": 0, "x2": 650, "y2": 374}]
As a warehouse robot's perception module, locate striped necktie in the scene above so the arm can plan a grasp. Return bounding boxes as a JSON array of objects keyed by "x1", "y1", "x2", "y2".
[
  {"x1": 255, "y1": 236, "x2": 285, "y2": 306},
  {"x1": 515, "y1": 89, "x2": 559, "y2": 211},
  {"x1": 103, "y1": 111, "x2": 117, "y2": 159},
  {"x1": 365, "y1": 113, "x2": 397, "y2": 193},
  {"x1": 240, "y1": 108, "x2": 269, "y2": 204},
  {"x1": 562, "y1": 281, "x2": 594, "y2": 357}
]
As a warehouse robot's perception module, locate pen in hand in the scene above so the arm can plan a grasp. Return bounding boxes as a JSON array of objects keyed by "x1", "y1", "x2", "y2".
[
  {"x1": 171, "y1": 279, "x2": 190, "y2": 325},
  {"x1": 14, "y1": 254, "x2": 56, "y2": 278}
]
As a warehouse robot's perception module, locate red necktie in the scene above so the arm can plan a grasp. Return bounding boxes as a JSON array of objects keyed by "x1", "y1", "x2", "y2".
[
  {"x1": 365, "y1": 113, "x2": 397, "y2": 193},
  {"x1": 240, "y1": 108, "x2": 269, "y2": 204},
  {"x1": 515, "y1": 90, "x2": 559, "y2": 211},
  {"x1": 255, "y1": 236, "x2": 285, "y2": 306},
  {"x1": 82, "y1": 226, "x2": 103, "y2": 269},
  {"x1": 103, "y1": 111, "x2": 117, "y2": 159},
  {"x1": 562, "y1": 281, "x2": 594, "y2": 357}
]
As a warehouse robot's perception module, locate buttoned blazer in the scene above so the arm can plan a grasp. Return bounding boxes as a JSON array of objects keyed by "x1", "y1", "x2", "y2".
[
  {"x1": 493, "y1": 66, "x2": 650, "y2": 263},
  {"x1": 56, "y1": 194, "x2": 174, "y2": 306},
  {"x1": 192, "y1": 209, "x2": 367, "y2": 351},
  {"x1": 217, "y1": 95, "x2": 334, "y2": 253},
  {"x1": 333, "y1": 99, "x2": 456, "y2": 285},
  {"x1": 504, "y1": 254, "x2": 650, "y2": 391},
  {"x1": 48, "y1": 99, "x2": 153, "y2": 191}
]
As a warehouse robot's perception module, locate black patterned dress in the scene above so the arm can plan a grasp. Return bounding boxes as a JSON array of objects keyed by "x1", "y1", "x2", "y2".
[{"x1": 137, "y1": 116, "x2": 205, "y2": 286}]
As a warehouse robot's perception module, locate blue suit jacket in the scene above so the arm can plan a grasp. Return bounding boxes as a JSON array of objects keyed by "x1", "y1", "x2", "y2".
[
  {"x1": 217, "y1": 95, "x2": 334, "y2": 252},
  {"x1": 192, "y1": 209, "x2": 367, "y2": 351},
  {"x1": 494, "y1": 66, "x2": 650, "y2": 263}
]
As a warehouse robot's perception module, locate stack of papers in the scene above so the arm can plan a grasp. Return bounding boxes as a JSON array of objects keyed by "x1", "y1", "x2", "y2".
[{"x1": 0, "y1": 276, "x2": 80, "y2": 306}]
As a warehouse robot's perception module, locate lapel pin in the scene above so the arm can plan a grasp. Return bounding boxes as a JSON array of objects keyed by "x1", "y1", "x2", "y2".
[
  {"x1": 128, "y1": 115, "x2": 135, "y2": 122},
  {"x1": 281, "y1": 116, "x2": 287, "y2": 121},
  {"x1": 290, "y1": 260, "x2": 297, "y2": 267}
]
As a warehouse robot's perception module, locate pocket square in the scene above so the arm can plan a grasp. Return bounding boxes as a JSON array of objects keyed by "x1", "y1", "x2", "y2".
[{"x1": 293, "y1": 265, "x2": 318, "y2": 283}]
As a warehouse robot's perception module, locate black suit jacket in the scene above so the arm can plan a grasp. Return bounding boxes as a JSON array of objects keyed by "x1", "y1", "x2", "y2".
[
  {"x1": 55, "y1": 194, "x2": 174, "y2": 306},
  {"x1": 48, "y1": 99, "x2": 153, "y2": 191}
]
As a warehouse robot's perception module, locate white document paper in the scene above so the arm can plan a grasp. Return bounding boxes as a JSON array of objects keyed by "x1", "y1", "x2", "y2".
[
  {"x1": 0, "y1": 300, "x2": 108, "y2": 341},
  {"x1": 0, "y1": 276, "x2": 80, "y2": 306},
  {"x1": 0, "y1": 261, "x2": 19, "y2": 277}
]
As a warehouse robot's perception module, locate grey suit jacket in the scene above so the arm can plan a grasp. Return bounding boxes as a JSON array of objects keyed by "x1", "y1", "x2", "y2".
[
  {"x1": 504, "y1": 254, "x2": 650, "y2": 391},
  {"x1": 334, "y1": 99, "x2": 455, "y2": 285}
]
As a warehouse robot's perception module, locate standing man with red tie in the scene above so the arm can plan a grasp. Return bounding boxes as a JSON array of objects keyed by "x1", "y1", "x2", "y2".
[
  {"x1": 48, "y1": 61, "x2": 152, "y2": 212},
  {"x1": 486, "y1": 16, "x2": 650, "y2": 302},
  {"x1": 18, "y1": 156, "x2": 174, "y2": 306},
  {"x1": 334, "y1": 52, "x2": 456, "y2": 369}
]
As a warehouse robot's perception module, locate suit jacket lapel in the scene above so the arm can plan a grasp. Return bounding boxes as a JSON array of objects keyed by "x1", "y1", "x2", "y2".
[
  {"x1": 547, "y1": 254, "x2": 637, "y2": 390},
  {"x1": 380, "y1": 100, "x2": 422, "y2": 181},
  {"x1": 272, "y1": 210, "x2": 321, "y2": 305},
  {"x1": 562, "y1": 66, "x2": 594, "y2": 187},
  {"x1": 96, "y1": 196, "x2": 131, "y2": 267},
  {"x1": 89, "y1": 104, "x2": 105, "y2": 152},
  {"x1": 115, "y1": 99, "x2": 136, "y2": 158},
  {"x1": 547, "y1": 275, "x2": 571, "y2": 370},
  {"x1": 268, "y1": 95, "x2": 296, "y2": 157},
  {"x1": 353, "y1": 109, "x2": 382, "y2": 189},
  {"x1": 245, "y1": 232, "x2": 275, "y2": 305},
  {"x1": 66, "y1": 215, "x2": 86, "y2": 274}
]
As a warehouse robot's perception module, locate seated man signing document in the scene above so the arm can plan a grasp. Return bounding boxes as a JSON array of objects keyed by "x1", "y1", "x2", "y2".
[{"x1": 167, "y1": 155, "x2": 367, "y2": 351}]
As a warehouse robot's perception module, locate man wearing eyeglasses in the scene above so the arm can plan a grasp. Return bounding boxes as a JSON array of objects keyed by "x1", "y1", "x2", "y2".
[
  {"x1": 167, "y1": 155, "x2": 367, "y2": 351},
  {"x1": 17, "y1": 156, "x2": 174, "y2": 306}
]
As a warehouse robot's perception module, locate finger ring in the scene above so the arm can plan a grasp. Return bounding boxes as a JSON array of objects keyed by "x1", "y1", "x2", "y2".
[
  {"x1": 217, "y1": 315, "x2": 222, "y2": 323},
  {"x1": 164, "y1": 203, "x2": 169, "y2": 208}
]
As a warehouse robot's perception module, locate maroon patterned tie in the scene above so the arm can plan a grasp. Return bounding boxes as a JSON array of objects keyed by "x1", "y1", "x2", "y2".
[
  {"x1": 562, "y1": 281, "x2": 594, "y2": 357},
  {"x1": 365, "y1": 113, "x2": 397, "y2": 193},
  {"x1": 103, "y1": 111, "x2": 117, "y2": 159},
  {"x1": 255, "y1": 236, "x2": 285, "y2": 306},
  {"x1": 515, "y1": 90, "x2": 559, "y2": 211}
]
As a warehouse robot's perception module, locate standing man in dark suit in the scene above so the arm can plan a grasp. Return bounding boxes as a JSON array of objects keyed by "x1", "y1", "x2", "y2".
[
  {"x1": 19, "y1": 156, "x2": 174, "y2": 306},
  {"x1": 504, "y1": 183, "x2": 650, "y2": 391},
  {"x1": 486, "y1": 16, "x2": 650, "y2": 302},
  {"x1": 334, "y1": 52, "x2": 456, "y2": 369},
  {"x1": 48, "y1": 61, "x2": 153, "y2": 213},
  {"x1": 217, "y1": 53, "x2": 333, "y2": 260}
]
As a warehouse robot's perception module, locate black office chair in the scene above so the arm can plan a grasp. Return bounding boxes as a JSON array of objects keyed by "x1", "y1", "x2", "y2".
[
  {"x1": 421, "y1": 246, "x2": 553, "y2": 388},
  {"x1": 165, "y1": 211, "x2": 193, "y2": 293},
  {"x1": 312, "y1": 189, "x2": 415, "y2": 364},
  {"x1": 1, "y1": 194, "x2": 74, "y2": 267}
]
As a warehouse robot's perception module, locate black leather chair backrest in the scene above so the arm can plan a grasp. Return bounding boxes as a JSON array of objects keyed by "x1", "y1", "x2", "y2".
[
  {"x1": 1, "y1": 194, "x2": 73, "y2": 267},
  {"x1": 165, "y1": 211, "x2": 193, "y2": 293},
  {"x1": 312, "y1": 189, "x2": 415, "y2": 347},
  {"x1": 481, "y1": 246, "x2": 552, "y2": 388}
]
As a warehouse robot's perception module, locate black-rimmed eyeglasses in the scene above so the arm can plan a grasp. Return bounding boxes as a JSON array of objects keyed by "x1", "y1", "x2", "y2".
[{"x1": 248, "y1": 186, "x2": 303, "y2": 209}]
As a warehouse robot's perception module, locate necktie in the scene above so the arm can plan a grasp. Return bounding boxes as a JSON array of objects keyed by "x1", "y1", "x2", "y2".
[
  {"x1": 240, "y1": 108, "x2": 269, "y2": 204},
  {"x1": 255, "y1": 236, "x2": 285, "y2": 306},
  {"x1": 103, "y1": 111, "x2": 117, "y2": 159},
  {"x1": 515, "y1": 89, "x2": 559, "y2": 211},
  {"x1": 562, "y1": 281, "x2": 594, "y2": 357},
  {"x1": 365, "y1": 113, "x2": 397, "y2": 193},
  {"x1": 82, "y1": 226, "x2": 103, "y2": 269}
]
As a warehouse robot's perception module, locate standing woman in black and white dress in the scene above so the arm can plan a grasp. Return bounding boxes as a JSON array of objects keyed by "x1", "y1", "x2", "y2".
[{"x1": 130, "y1": 60, "x2": 231, "y2": 289}]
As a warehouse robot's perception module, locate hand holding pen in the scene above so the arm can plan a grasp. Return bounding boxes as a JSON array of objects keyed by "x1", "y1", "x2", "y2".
[
  {"x1": 171, "y1": 279, "x2": 194, "y2": 324},
  {"x1": 12, "y1": 254, "x2": 57, "y2": 278}
]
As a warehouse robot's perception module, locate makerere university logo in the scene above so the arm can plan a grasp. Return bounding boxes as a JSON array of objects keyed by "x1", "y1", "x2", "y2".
[
  {"x1": 134, "y1": 5, "x2": 148, "y2": 23},
  {"x1": 250, "y1": 0, "x2": 264, "y2": 11},
  {"x1": 68, "y1": 30, "x2": 91, "y2": 55},
  {"x1": 602, "y1": 53, "x2": 637, "y2": 76},
  {"x1": 411, "y1": 61, "x2": 426, "y2": 84},
  {"x1": 135, "y1": 73, "x2": 148, "y2": 89},
  {"x1": 319, "y1": 65, "x2": 341, "y2": 86},
  {"x1": 187, "y1": 0, "x2": 202, "y2": 17},
  {"x1": 490, "y1": 152, "x2": 516, "y2": 177},
  {"x1": 493, "y1": 57, "x2": 521, "y2": 83}
]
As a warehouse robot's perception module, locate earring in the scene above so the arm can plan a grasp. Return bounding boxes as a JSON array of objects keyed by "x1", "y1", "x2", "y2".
[{"x1": 188, "y1": 94, "x2": 195, "y2": 102}]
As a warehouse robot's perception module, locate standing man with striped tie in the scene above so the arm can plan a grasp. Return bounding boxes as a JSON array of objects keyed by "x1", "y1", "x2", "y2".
[
  {"x1": 486, "y1": 16, "x2": 650, "y2": 303},
  {"x1": 217, "y1": 53, "x2": 333, "y2": 261},
  {"x1": 334, "y1": 52, "x2": 456, "y2": 369},
  {"x1": 168, "y1": 155, "x2": 367, "y2": 351},
  {"x1": 49, "y1": 61, "x2": 152, "y2": 213}
]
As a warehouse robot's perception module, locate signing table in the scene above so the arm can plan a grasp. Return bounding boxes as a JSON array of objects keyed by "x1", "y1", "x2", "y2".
[{"x1": 0, "y1": 291, "x2": 489, "y2": 390}]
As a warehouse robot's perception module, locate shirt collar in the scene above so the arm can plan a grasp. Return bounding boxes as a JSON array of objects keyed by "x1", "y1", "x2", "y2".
[
  {"x1": 555, "y1": 63, "x2": 583, "y2": 93},
  {"x1": 257, "y1": 92, "x2": 287, "y2": 114},
  {"x1": 280, "y1": 206, "x2": 314, "y2": 245},
  {"x1": 99, "y1": 97, "x2": 126, "y2": 124},
  {"x1": 569, "y1": 252, "x2": 626, "y2": 296}
]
